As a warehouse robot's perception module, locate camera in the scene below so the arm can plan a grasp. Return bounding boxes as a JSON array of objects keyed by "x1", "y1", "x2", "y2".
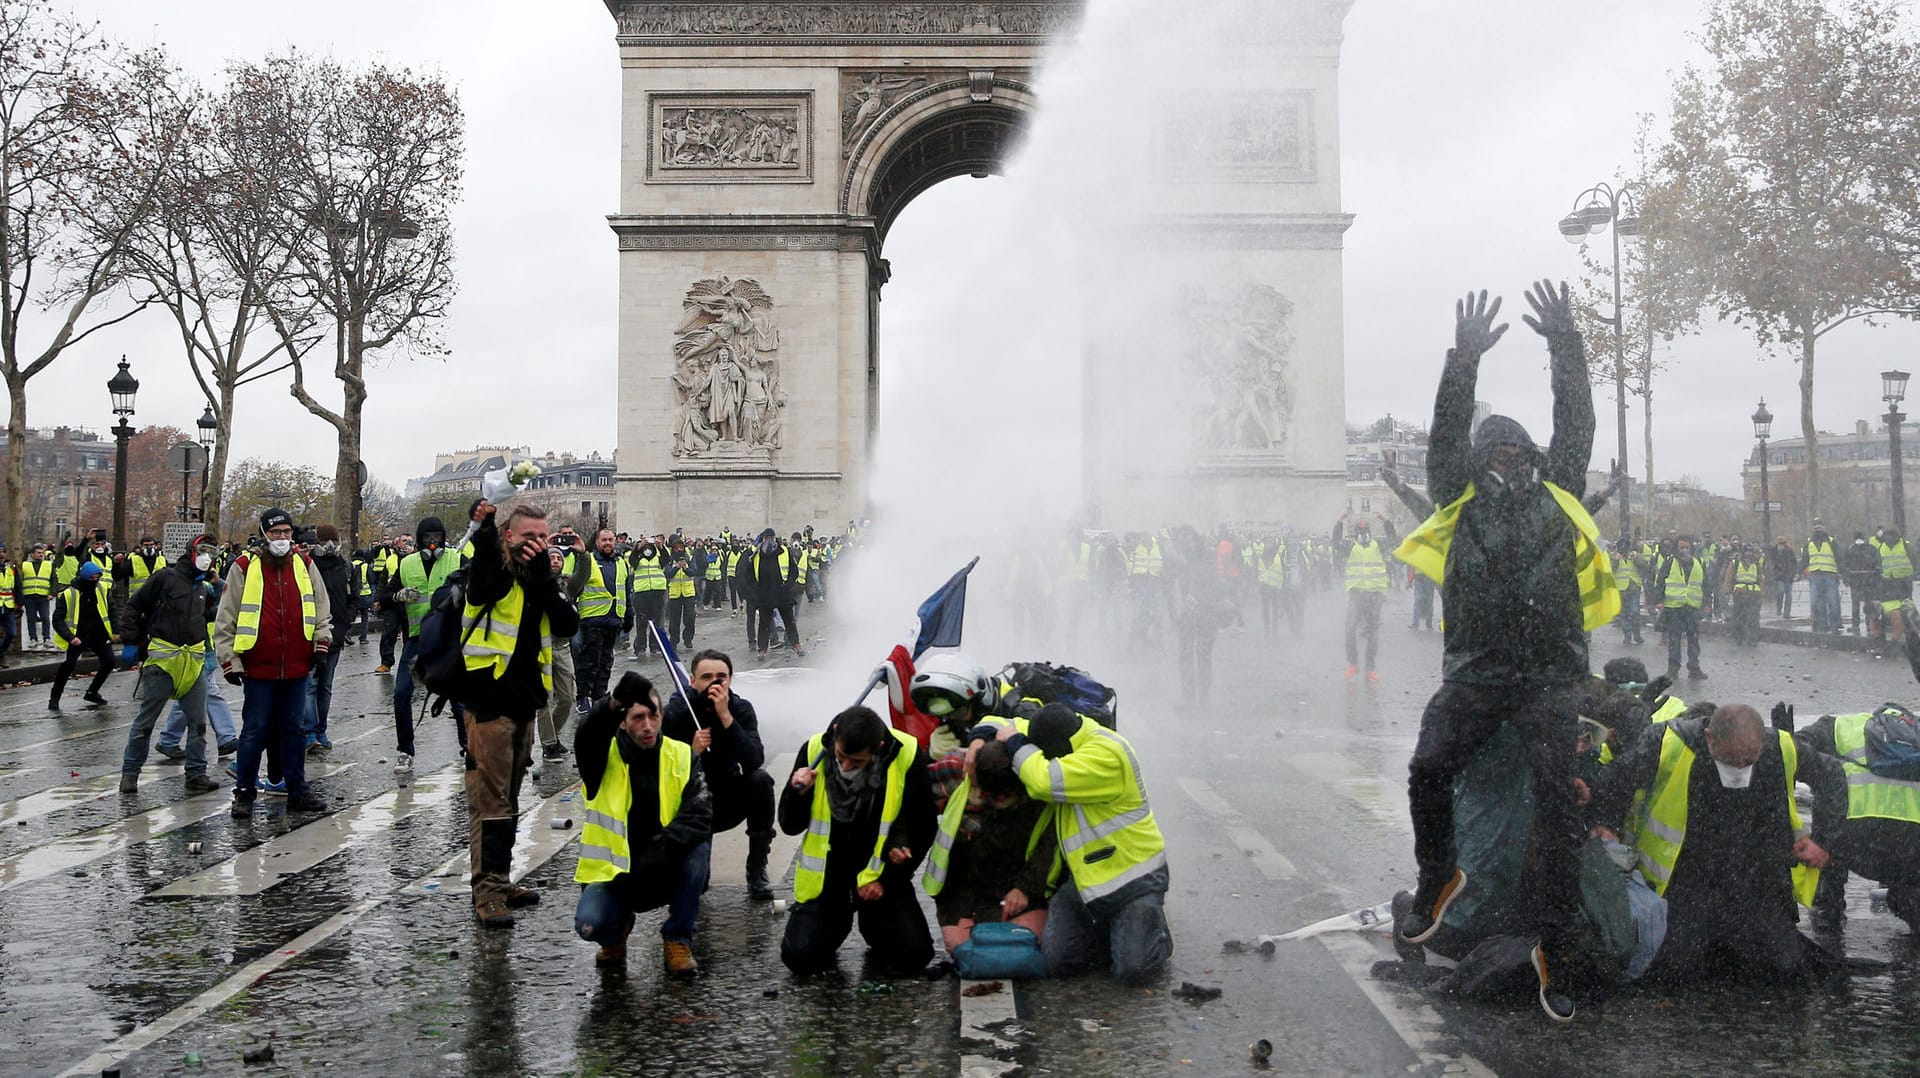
[{"x1": 556, "y1": 534, "x2": 576, "y2": 548}]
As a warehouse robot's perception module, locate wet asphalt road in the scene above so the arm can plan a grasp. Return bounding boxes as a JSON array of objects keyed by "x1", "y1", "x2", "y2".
[{"x1": 2, "y1": 585, "x2": 1919, "y2": 1076}]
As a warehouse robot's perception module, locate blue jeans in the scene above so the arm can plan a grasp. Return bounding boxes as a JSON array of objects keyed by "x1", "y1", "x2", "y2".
[
  {"x1": 0, "y1": 609, "x2": 15, "y2": 658},
  {"x1": 1041, "y1": 870, "x2": 1173, "y2": 984},
  {"x1": 574, "y1": 841, "x2": 711, "y2": 944},
  {"x1": 236, "y1": 677, "x2": 309, "y2": 799},
  {"x1": 160, "y1": 650, "x2": 237, "y2": 748},
  {"x1": 125, "y1": 664, "x2": 209, "y2": 778},
  {"x1": 1809, "y1": 573, "x2": 1842, "y2": 633},
  {"x1": 22, "y1": 595, "x2": 48, "y2": 643},
  {"x1": 307, "y1": 646, "x2": 342, "y2": 737}
]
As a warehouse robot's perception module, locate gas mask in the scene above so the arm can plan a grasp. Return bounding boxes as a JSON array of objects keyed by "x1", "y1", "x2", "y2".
[
  {"x1": 194, "y1": 550, "x2": 215, "y2": 572},
  {"x1": 760, "y1": 539, "x2": 779, "y2": 556},
  {"x1": 640, "y1": 544, "x2": 656, "y2": 558},
  {"x1": 1714, "y1": 760, "x2": 1755, "y2": 789},
  {"x1": 266, "y1": 538, "x2": 293, "y2": 557},
  {"x1": 318, "y1": 541, "x2": 338, "y2": 557}
]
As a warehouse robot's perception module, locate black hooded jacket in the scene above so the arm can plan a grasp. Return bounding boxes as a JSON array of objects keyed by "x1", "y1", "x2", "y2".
[
  {"x1": 1427, "y1": 330, "x2": 1595, "y2": 686},
  {"x1": 777, "y1": 719, "x2": 935, "y2": 889}
]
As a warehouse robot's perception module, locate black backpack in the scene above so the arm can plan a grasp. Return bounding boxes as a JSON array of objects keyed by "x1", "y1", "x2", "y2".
[
  {"x1": 1865, "y1": 703, "x2": 1920, "y2": 781},
  {"x1": 413, "y1": 568, "x2": 494, "y2": 702},
  {"x1": 995, "y1": 661, "x2": 1119, "y2": 730}
]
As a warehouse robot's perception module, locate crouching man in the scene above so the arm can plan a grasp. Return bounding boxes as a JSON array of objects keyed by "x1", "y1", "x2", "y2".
[
  {"x1": 925, "y1": 739, "x2": 1056, "y2": 955},
  {"x1": 966, "y1": 703, "x2": 1172, "y2": 984},
  {"x1": 574, "y1": 671, "x2": 712, "y2": 974},
  {"x1": 779, "y1": 705, "x2": 935, "y2": 976}
]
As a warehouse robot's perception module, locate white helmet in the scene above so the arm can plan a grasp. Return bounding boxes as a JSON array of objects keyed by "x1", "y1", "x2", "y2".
[{"x1": 910, "y1": 653, "x2": 992, "y2": 718}]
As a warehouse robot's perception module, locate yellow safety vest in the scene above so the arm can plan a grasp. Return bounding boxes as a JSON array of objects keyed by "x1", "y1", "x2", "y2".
[
  {"x1": 1396, "y1": 481, "x2": 1620, "y2": 631},
  {"x1": 1732, "y1": 562, "x2": 1762, "y2": 593},
  {"x1": 996, "y1": 715, "x2": 1168, "y2": 903},
  {"x1": 1880, "y1": 539, "x2": 1913, "y2": 581},
  {"x1": 232, "y1": 555, "x2": 317, "y2": 653},
  {"x1": 19, "y1": 559, "x2": 53, "y2": 598},
  {"x1": 398, "y1": 550, "x2": 463, "y2": 637},
  {"x1": 793, "y1": 728, "x2": 917, "y2": 903},
  {"x1": 1131, "y1": 539, "x2": 1163, "y2": 577},
  {"x1": 1614, "y1": 555, "x2": 1639, "y2": 589},
  {"x1": 55, "y1": 556, "x2": 79, "y2": 587},
  {"x1": 923, "y1": 774, "x2": 1051, "y2": 897},
  {"x1": 1062, "y1": 542, "x2": 1091, "y2": 583},
  {"x1": 130, "y1": 553, "x2": 166, "y2": 587},
  {"x1": 794, "y1": 548, "x2": 809, "y2": 586},
  {"x1": 1259, "y1": 549, "x2": 1286, "y2": 589},
  {"x1": 577, "y1": 554, "x2": 629, "y2": 619},
  {"x1": 461, "y1": 578, "x2": 554, "y2": 692},
  {"x1": 1345, "y1": 540, "x2": 1389, "y2": 593},
  {"x1": 55, "y1": 584, "x2": 112, "y2": 647},
  {"x1": 1831, "y1": 712, "x2": 1920, "y2": 825},
  {"x1": 147, "y1": 638, "x2": 209, "y2": 700},
  {"x1": 704, "y1": 553, "x2": 724, "y2": 582},
  {"x1": 631, "y1": 553, "x2": 667, "y2": 593},
  {"x1": 353, "y1": 559, "x2": 373, "y2": 597},
  {"x1": 666, "y1": 564, "x2": 697, "y2": 600},
  {"x1": 1652, "y1": 696, "x2": 1687, "y2": 723},
  {"x1": 725, "y1": 550, "x2": 743, "y2": 580},
  {"x1": 1805, "y1": 540, "x2": 1837, "y2": 575},
  {"x1": 576, "y1": 735, "x2": 692, "y2": 884},
  {"x1": 1662, "y1": 558, "x2": 1704, "y2": 609},
  {"x1": 0, "y1": 565, "x2": 13, "y2": 610},
  {"x1": 1630, "y1": 726, "x2": 1818, "y2": 908}
]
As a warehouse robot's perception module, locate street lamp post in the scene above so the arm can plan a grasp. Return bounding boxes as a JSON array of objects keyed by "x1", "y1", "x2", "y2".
[
  {"x1": 1885, "y1": 370, "x2": 1911, "y2": 536},
  {"x1": 1753, "y1": 398, "x2": 1773, "y2": 548},
  {"x1": 105, "y1": 357, "x2": 139, "y2": 552},
  {"x1": 1559, "y1": 182, "x2": 1642, "y2": 542},
  {"x1": 196, "y1": 407, "x2": 217, "y2": 525}
]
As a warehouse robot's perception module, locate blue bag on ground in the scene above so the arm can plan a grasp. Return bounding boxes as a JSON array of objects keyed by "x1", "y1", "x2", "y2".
[{"x1": 950, "y1": 922, "x2": 1048, "y2": 979}]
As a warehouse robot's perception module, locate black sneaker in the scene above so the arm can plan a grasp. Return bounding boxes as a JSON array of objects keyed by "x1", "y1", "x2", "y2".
[
  {"x1": 542, "y1": 741, "x2": 569, "y2": 761},
  {"x1": 287, "y1": 793, "x2": 329, "y2": 813},
  {"x1": 217, "y1": 740, "x2": 239, "y2": 757},
  {"x1": 1398, "y1": 867, "x2": 1467, "y2": 945},
  {"x1": 1688, "y1": 666, "x2": 1708, "y2": 680},
  {"x1": 1533, "y1": 943, "x2": 1575, "y2": 1022},
  {"x1": 156, "y1": 744, "x2": 186, "y2": 762},
  {"x1": 185, "y1": 774, "x2": 221, "y2": 794},
  {"x1": 230, "y1": 796, "x2": 254, "y2": 819},
  {"x1": 83, "y1": 690, "x2": 109, "y2": 706}
]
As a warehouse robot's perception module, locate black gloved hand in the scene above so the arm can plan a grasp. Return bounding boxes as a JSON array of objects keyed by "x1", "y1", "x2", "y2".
[
  {"x1": 1641, "y1": 674, "x2": 1674, "y2": 706},
  {"x1": 224, "y1": 667, "x2": 244, "y2": 686},
  {"x1": 1770, "y1": 701, "x2": 1795, "y2": 733}
]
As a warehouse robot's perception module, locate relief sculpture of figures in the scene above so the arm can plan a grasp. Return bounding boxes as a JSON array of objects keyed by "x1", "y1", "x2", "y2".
[
  {"x1": 659, "y1": 106, "x2": 803, "y2": 170},
  {"x1": 842, "y1": 74, "x2": 927, "y2": 155},
  {"x1": 672, "y1": 278, "x2": 787, "y2": 458},
  {"x1": 1184, "y1": 282, "x2": 1297, "y2": 454}
]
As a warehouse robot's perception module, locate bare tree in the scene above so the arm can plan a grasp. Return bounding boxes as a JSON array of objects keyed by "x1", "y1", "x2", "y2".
[
  {"x1": 0, "y1": 3, "x2": 190, "y2": 557},
  {"x1": 1657, "y1": 0, "x2": 1920, "y2": 526},
  {"x1": 121, "y1": 68, "x2": 324, "y2": 538},
  {"x1": 234, "y1": 54, "x2": 461, "y2": 541}
]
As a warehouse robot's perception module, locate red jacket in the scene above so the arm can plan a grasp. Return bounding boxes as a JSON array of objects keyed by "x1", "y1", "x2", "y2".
[{"x1": 231, "y1": 554, "x2": 315, "y2": 681}]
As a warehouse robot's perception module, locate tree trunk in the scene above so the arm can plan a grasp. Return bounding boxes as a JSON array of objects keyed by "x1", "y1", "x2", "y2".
[
  {"x1": 204, "y1": 378, "x2": 237, "y2": 538},
  {"x1": 5, "y1": 372, "x2": 26, "y2": 558},
  {"x1": 1643, "y1": 390, "x2": 1655, "y2": 536},
  {"x1": 1800, "y1": 332, "x2": 1819, "y2": 530}
]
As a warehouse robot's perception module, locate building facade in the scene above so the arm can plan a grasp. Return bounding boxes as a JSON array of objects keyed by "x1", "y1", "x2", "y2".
[{"x1": 0, "y1": 426, "x2": 113, "y2": 545}]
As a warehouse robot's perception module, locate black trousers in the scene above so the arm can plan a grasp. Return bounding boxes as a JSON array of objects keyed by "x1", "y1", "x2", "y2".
[
  {"x1": 631, "y1": 591, "x2": 667, "y2": 655},
  {"x1": 52, "y1": 631, "x2": 114, "y2": 700},
  {"x1": 665, "y1": 596, "x2": 696, "y2": 648},
  {"x1": 1408, "y1": 681, "x2": 1582, "y2": 955},
  {"x1": 574, "y1": 623, "x2": 618, "y2": 704},
  {"x1": 379, "y1": 607, "x2": 403, "y2": 666},
  {"x1": 756, "y1": 604, "x2": 799, "y2": 653},
  {"x1": 710, "y1": 769, "x2": 777, "y2": 834},
  {"x1": 780, "y1": 871, "x2": 933, "y2": 976},
  {"x1": 1344, "y1": 590, "x2": 1384, "y2": 669}
]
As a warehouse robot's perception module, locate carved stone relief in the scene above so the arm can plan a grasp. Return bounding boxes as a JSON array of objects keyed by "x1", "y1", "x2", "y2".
[
  {"x1": 1159, "y1": 92, "x2": 1316, "y2": 183},
  {"x1": 616, "y1": 4, "x2": 1083, "y2": 38},
  {"x1": 671, "y1": 278, "x2": 787, "y2": 462},
  {"x1": 1181, "y1": 282, "x2": 1297, "y2": 455},
  {"x1": 841, "y1": 73, "x2": 930, "y2": 156},
  {"x1": 648, "y1": 93, "x2": 813, "y2": 183}
]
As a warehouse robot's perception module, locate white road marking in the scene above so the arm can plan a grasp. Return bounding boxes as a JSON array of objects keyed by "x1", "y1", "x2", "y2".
[
  {"x1": 1280, "y1": 751, "x2": 1407, "y2": 832},
  {"x1": 56, "y1": 781, "x2": 587, "y2": 1078},
  {"x1": 0, "y1": 718, "x2": 134, "y2": 756},
  {"x1": 959, "y1": 976, "x2": 1023, "y2": 1078},
  {"x1": 1176, "y1": 776, "x2": 1297, "y2": 880},
  {"x1": 0, "y1": 761, "x2": 357, "y2": 892},
  {"x1": 0, "y1": 766, "x2": 32, "y2": 779},
  {"x1": 150, "y1": 764, "x2": 464, "y2": 897},
  {"x1": 423, "y1": 781, "x2": 583, "y2": 897},
  {"x1": 1319, "y1": 934, "x2": 1496, "y2": 1077}
]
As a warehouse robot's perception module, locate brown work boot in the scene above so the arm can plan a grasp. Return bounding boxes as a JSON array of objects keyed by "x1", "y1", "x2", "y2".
[
  {"x1": 474, "y1": 896, "x2": 515, "y2": 930},
  {"x1": 663, "y1": 939, "x2": 698, "y2": 977},
  {"x1": 504, "y1": 884, "x2": 540, "y2": 909}
]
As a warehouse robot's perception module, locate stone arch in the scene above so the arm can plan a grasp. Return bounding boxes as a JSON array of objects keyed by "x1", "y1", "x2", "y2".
[{"x1": 842, "y1": 78, "x2": 1038, "y2": 243}]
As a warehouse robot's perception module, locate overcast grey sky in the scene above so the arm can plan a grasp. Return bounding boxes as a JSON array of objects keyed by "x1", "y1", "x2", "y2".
[{"x1": 40, "y1": 0, "x2": 1920, "y2": 500}]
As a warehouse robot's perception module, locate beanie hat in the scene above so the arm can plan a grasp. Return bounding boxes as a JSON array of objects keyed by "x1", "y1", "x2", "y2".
[
  {"x1": 260, "y1": 507, "x2": 293, "y2": 534},
  {"x1": 77, "y1": 561, "x2": 103, "y2": 582}
]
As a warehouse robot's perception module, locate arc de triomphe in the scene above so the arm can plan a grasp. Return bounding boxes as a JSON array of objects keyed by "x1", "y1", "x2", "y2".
[{"x1": 602, "y1": 1, "x2": 1354, "y2": 533}]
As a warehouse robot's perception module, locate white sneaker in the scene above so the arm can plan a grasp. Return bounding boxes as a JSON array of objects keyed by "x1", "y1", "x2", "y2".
[{"x1": 393, "y1": 753, "x2": 413, "y2": 774}]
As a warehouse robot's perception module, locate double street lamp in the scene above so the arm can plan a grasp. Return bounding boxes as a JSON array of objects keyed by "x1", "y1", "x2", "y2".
[
  {"x1": 1885, "y1": 370, "x2": 1911, "y2": 535},
  {"x1": 106, "y1": 357, "x2": 139, "y2": 551},
  {"x1": 1559, "y1": 182, "x2": 1642, "y2": 540},
  {"x1": 1752, "y1": 398, "x2": 1773, "y2": 547}
]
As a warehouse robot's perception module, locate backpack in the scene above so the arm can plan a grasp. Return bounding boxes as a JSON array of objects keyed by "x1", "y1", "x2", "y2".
[
  {"x1": 995, "y1": 661, "x2": 1119, "y2": 730},
  {"x1": 413, "y1": 568, "x2": 490, "y2": 701},
  {"x1": 1864, "y1": 704, "x2": 1920, "y2": 781},
  {"x1": 950, "y1": 922, "x2": 1048, "y2": 980}
]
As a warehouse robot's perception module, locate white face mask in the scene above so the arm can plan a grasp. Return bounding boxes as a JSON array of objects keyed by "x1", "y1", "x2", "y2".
[
  {"x1": 266, "y1": 538, "x2": 293, "y2": 557},
  {"x1": 194, "y1": 552, "x2": 214, "y2": 572},
  {"x1": 1714, "y1": 760, "x2": 1755, "y2": 789}
]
